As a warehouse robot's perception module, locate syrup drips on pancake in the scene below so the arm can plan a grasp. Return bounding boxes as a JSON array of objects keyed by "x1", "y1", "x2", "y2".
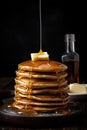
[{"x1": 11, "y1": 60, "x2": 69, "y2": 115}]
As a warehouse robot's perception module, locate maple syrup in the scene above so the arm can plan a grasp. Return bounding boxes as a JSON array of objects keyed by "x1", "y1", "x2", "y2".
[{"x1": 61, "y1": 34, "x2": 79, "y2": 84}]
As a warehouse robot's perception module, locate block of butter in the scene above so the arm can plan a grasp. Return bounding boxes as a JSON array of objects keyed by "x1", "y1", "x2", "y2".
[
  {"x1": 69, "y1": 83, "x2": 87, "y2": 94},
  {"x1": 31, "y1": 50, "x2": 49, "y2": 61}
]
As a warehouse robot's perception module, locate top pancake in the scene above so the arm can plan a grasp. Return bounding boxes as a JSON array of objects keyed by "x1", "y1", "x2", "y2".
[{"x1": 18, "y1": 60, "x2": 67, "y2": 72}]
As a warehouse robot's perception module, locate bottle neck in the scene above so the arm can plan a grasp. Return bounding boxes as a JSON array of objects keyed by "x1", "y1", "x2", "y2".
[{"x1": 65, "y1": 41, "x2": 75, "y2": 53}]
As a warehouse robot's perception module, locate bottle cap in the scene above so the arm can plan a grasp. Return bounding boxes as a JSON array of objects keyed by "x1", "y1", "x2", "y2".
[{"x1": 65, "y1": 34, "x2": 75, "y2": 43}]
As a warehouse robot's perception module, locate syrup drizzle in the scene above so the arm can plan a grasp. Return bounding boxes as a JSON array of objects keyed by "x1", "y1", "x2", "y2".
[{"x1": 39, "y1": 0, "x2": 42, "y2": 52}]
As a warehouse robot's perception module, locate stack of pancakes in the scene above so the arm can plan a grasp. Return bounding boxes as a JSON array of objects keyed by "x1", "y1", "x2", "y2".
[{"x1": 12, "y1": 60, "x2": 69, "y2": 113}]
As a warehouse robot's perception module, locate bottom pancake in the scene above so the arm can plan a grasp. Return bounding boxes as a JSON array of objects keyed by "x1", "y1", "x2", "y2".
[
  {"x1": 14, "y1": 93, "x2": 69, "y2": 102},
  {"x1": 12, "y1": 102, "x2": 68, "y2": 113}
]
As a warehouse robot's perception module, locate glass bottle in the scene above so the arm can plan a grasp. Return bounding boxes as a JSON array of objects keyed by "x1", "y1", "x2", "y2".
[{"x1": 61, "y1": 34, "x2": 79, "y2": 84}]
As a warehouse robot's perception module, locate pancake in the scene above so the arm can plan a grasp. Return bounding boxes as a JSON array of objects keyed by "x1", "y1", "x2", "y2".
[
  {"x1": 12, "y1": 57, "x2": 69, "y2": 114},
  {"x1": 16, "y1": 70, "x2": 67, "y2": 80},
  {"x1": 13, "y1": 102, "x2": 68, "y2": 112},
  {"x1": 18, "y1": 60, "x2": 67, "y2": 72},
  {"x1": 15, "y1": 77, "x2": 67, "y2": 88},
  {"x1": 14, "y1": 93, "x2": 69, "y2": 102},
  {"x1": 16, "y1": 70, "x2": 58, "y2": 79},
  {"x1": 15, "y1": 98, "x2": 69, "y2": 106},
  {"x1": 15, "y1": 85, "x2": 69, "y2": 95},
  {"x1": 13, "y1": 94, "x2": 69, "y2": 112}
]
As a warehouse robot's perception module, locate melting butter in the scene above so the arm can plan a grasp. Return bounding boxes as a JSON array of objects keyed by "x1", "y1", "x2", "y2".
[{"x1": 31, "y1": 50, "x2": 49, "y2": 61}]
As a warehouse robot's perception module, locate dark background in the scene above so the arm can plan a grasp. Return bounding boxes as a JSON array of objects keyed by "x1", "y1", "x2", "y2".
[{"x1": 0, "y1": 0, "x2": 87, "y2": 82}]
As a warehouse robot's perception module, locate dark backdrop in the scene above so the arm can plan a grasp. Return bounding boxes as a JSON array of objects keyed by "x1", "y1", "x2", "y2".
[{"x1": 0, "y1": 0, "x2": 87, "y2": 82}]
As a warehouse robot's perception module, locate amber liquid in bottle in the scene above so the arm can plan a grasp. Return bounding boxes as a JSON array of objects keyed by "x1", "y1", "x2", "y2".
[{"x1": 61, "y1": 34, "x2": 79, "y2": 84}]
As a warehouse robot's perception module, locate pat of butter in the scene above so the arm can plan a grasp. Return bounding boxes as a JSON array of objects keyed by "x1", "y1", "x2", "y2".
[
  {"x1": 69, "y1": 83, "x2": 87, "y2": 94},
  {"x1": 31, "y1": 51, "x2": 49, "y2": 61}
]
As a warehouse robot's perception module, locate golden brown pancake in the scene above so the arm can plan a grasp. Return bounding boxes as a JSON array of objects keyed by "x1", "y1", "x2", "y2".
[
  {"x1": 13, "y1": 102, "x2": 68, "y2": 112},
  {"x1": 15, "y1": 85, "x2": 69, "y2": 95},
  {"x1": 18, "y1": 60, "x2": 67, "y2": 72},
  {"x1": 12, "y1": 59, "x2": 69, "y2": 114},
  {"x1": 16, "y1": 70, "x2": 57, "y2": 79},
  {"x1": 15, "y1": 77, "x2": 67, "y2": 88},
  {"x1": 16, "y1": 70, "x2": 67, "y2": 80},
  {"x1": 14, "y1": 92, "x2": 69, "y2": 102}
]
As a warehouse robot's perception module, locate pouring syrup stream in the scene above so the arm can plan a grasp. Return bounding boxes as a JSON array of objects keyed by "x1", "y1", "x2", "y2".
[
  {"x1": 39, "y1": 0, "x2": 42, "y2": 52},
  {"x1": 31, "y1": 0, "x2": 49, "y2": 61}
]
